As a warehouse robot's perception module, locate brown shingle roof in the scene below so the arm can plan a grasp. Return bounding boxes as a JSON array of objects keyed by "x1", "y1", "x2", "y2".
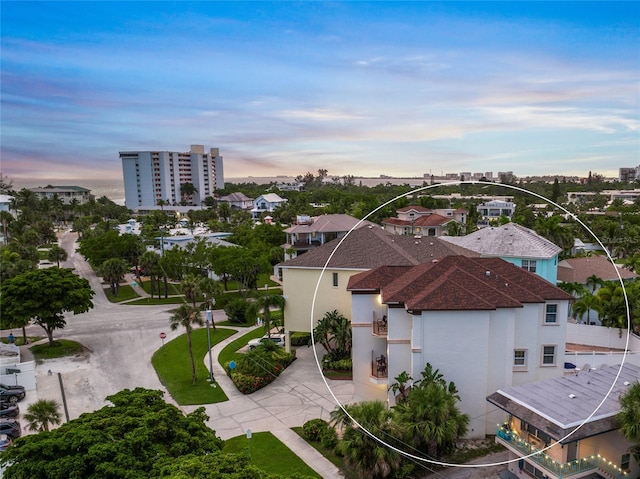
[
  {"x1": 348, "y1": 256, "x2": 573, "y2": 311},
  {"x1": 557, "y1": 255, "x2": 638, "y2": 284},
  {"x1": 281, "y1": 226, "x2": 478, "y2": 270}
]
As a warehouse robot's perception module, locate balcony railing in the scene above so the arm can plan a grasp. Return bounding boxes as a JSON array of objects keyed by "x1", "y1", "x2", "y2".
[
  {"x1": 371, "y1": 352, "x2": 387, "y2": 379},
  {"x1": 372, "y1": 317, "x2": 388, "y2": 336},
  {"x1": 496, "y1": 426, "x2": 629, "y2": 479}
]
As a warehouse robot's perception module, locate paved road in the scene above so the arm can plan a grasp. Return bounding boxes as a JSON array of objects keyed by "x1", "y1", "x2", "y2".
[{"x1": 15, "y1": 229, "x2": 349, "y2": 478}]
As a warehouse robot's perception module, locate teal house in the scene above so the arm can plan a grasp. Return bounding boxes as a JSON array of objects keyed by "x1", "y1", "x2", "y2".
[{"x1": 440, "y1": 223, "x2": 561, "y2": 284}]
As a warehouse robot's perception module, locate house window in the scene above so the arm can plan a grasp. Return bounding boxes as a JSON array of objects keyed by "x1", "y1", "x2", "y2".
[
  {"x1": 514, "y1": 350, "x2": 527, "y2": 369},
  {"x1": 542, "y1": 345, "x2": 556, "y2": 366},
  {"x1": 621, "y1": 454, "x2": 630, "y2": 472},
  {"x1": 332, "y1": 272, "x2": 338, "y2": 287},
  {"x1": 522, "y1": 259, "x2": 537, "y2": 272},
  {"x1": 545, "y1": 304, "x2": 558, "y2": 324}
]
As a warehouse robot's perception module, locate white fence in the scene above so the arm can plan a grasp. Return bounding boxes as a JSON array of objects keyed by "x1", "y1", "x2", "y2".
[
  {"x1": 0, "y1": 360, "x2": 36, "y2": 390},
  {"x1": 565, "y1": 323, "x2": 640, "y2": 369}
]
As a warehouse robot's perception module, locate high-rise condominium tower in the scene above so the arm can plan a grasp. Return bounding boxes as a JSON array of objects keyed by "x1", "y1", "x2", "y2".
[{"x1": 120, "y1": 145, "x2": 224, "y2": 210}]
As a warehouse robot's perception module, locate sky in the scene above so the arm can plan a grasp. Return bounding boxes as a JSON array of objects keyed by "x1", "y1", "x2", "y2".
[{"x1": 1, "y1": 1, "x2": 639, "y2": 184}]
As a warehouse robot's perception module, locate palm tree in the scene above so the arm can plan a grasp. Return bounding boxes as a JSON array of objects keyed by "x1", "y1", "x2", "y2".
[
  {"x1": 47, "y1": 245, "x2": 68, "y2": 267},
  {"x1": 169, "y1": 304, "x2": 203, "y2": 384},
  {"x1": 99, "y1": 258, "x2": 129, "y2": 296},
  {"x1": 252, "y1": 293, "x2": 286, "y2": 337},
  {"x1": 572, "y1": 293, "x2": 604, "y2": 324},
  {"x1": 24, "y1": 399, "x2": 62, "y2": 432},
  {"x1": 586, "y1": 274, "x2": 604, "y2": 294},
  {"x1": 198, "y1": 277, "x2": 223, "y2": 331},
  {"x1": 394, "y1": 363, "x2": 469, "y2": 459},
  {"x1": 533, "y1": 215, "x2": 574, "y2": 254},
  {"x1": 313, "y1": 310, "x2": 352, "y2": 360},
  {"x1": 140, "y1": 251, "x2": 161, "y2": 298},
  {"x1": 181, "y1": 273, "x2": 201, "y2": 308},
  {"x1": 617, "y1": 382, "x2": 640, "y2": 461},
  {"x1": 180, "y1": 182, "x2": 197, "y2": 206},
  {"x1": 623, "y1": 254, "x2": 640, "y2": 274},
  {"x1": 331, "y1": 401, "x2": 403, "y2": 479},
  {"x1": 558, "y1": 282, "x2": 588, "y2": 298}
]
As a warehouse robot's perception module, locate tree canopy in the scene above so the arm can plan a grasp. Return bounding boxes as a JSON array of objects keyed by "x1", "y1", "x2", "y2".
[{"x1": 0, "y1": 267, "x2": 95, "y2": 345}]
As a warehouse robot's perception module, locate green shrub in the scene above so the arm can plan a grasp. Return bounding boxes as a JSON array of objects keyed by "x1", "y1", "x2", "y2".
[
  {"x1": 228, "y1": 346, "x2": 296, "y2": 394},
  {"x1": 322, "y1": 356, "x2": 352, "y2": 371},
  {"x1": 302, "y1": 418, "x2": 331, "y2": 442},
  {"x1": 224, "y1": 298, "x2": 252, "y2": 324},
  {"x1": 290, "y1": 332, "x2": 311, "y2": 346}
]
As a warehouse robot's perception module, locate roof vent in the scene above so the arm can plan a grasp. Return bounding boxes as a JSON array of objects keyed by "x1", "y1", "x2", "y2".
[
  {"x1": 624, "y1": 381, "x2": 631, "y2": 386},
  {"x1": 485, "y1": 271, "x2": 491, "y2": 277},
  {"x1": 568, "y1": 394, "x2": 576, "y2": 399}
]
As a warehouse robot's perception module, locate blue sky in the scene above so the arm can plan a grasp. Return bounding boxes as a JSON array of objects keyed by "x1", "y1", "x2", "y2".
[{"x1": 2, "y1": 1, "x2": 638, "y2": 183}]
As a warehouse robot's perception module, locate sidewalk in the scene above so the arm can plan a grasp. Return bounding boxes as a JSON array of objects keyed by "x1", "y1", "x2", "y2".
[{"x1": 190, "y1": 326, "x2": 348, "y2": 479}]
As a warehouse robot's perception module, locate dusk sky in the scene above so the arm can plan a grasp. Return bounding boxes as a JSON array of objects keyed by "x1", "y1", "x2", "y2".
[{"x1": 2, "y1": 1, "x2": 638, "y2": 184}]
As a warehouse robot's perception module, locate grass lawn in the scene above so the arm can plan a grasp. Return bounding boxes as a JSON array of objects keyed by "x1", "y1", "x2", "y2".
[
  {"x1": 1, "y1": 336, "x2": 43, "y2": 346},
  {"x1": 152, "y1": 327, "x2": 237, "y2": 405},
  {"x1": 292, "y1": 426, "x2": 344, "y2": 469},
  {"x1": 104, "y1": 284, "x2": 139, "y2": 302},
  {"x1": 217, "y1": 327, "x2": 265, "y2": 368},
  {"x1": 30, "y1": 339, "x2": 86, "y2": 360},
  {"x1": 125, "y1": 296, "x2": 187, "y2": 305},
  {"x1": 223, "y1": 431, "x2": 320, "y2": 478},
  {"x1": 140, "y1": 279, "x2": 182, "y2": 296}
]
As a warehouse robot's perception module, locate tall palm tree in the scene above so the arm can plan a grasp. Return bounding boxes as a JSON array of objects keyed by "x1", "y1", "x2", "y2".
[
  {"x1": 331, "y1": 401, "x2": 403, "y2": 479},
  {"x1": 617, "y1": 382, "x2": 640, "y2": 461},
  {"x1": 180, "y1": 182, "x2": 197, "y2": 206},
  {"x1": 140, "y1": 251, "x2": 161, "y2": 298},
  {"x1": 198, "y1": 277, "x2": 223, "y2": 331},
  {"x1": 181, "y1": 273, "x2": 200, "y2": 308},
  {"x1": 252, "y1": 293, "x2": 286, "y2": 337},
  {"x1": 169, "y1": 304, "x2": 203, "y2": 384},
  {"x1": 24, "y1": 399, "x2": 62, "y2": 432},
  {"x1": 572, "y1": 293, "x2": 604, "y2": 324}
]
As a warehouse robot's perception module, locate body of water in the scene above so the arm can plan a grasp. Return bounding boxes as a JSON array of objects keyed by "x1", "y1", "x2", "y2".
[{"x1": 13, "y1": 175, "x2": 428, "y2": 205}]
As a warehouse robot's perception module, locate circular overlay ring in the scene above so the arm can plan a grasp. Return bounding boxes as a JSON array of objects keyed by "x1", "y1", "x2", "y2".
[{"x1": 309, "y1": 180, "x2": 632, "y2": 468}]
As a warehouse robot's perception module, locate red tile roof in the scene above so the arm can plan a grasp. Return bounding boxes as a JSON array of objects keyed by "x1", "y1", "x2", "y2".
[{"x1": 348, "y1": 256, "x2": 572, "y2": 311}]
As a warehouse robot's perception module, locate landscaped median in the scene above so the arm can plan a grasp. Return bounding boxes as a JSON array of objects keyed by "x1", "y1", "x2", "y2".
[{"x1": 151, "y1": 327, "x2": 236, "y2": 404}]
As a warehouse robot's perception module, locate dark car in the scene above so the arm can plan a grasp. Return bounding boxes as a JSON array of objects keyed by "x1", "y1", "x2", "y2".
[
  {"x1": 0, "y1": 384, "x2": 26, "y2": 403},
  {"x1": 0, "y1": 402, "x2": 19, "y2": 419},
  {"x1": 0, "y1": 419, "x2": 21, "y2": 439}
]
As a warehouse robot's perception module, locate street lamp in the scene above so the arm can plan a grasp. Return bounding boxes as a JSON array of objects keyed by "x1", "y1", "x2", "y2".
[{"x1": 205, "y1": 309, "x2": 216, "y2": 386}]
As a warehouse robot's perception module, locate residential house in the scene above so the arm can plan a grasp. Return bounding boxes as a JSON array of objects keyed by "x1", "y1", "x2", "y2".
[
  {"x1": 279, "y1": 225, "x2": 477, "y2": 335},
  {"x1": 29, "y1": 185, "x2": 92, "y2": 205},
  {"x1": 282, "y1": 214, "x2": 376, "y2": 260},
  {"x1": 252, "y1": 193, "x2": 287, "y2": 219},
  {"x1": 558, "y1": 255, "x2": 638, "y2": 287},
  {"x1": 381, "y1": 205, "x2": 467, "y2": 237},
  {"x1": 218, "y1": 192, "x2": 253, "y2": 210},
  {"x1": 347, "y1": 255, "x2": 573, "y2": 437},
  {"x1": 488, "y1": 363, "x2": 640, "y2": 479},
  {"x1": 440, "y1": 223, "x2": 562, "y2": 283},
  {"x1": 477, "y1": 199, "x2": 515, "y2": 221}
]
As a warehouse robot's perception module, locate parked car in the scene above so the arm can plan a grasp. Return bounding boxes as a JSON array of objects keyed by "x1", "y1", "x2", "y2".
[
  {"x1": 0, "y1": 384, "x2": 26, "y2": 403},
  {"x1": 0, "y1": 402, "x2": 19, "y2": 419},
  {"x1": 0, "y1": 419, "x2": 21, "y2": 439},
  {"x1": 0, "y1": 434, "x2": 12, "y2": 452},
  {"x1": 248, "y1": 334, "x2": 286, "y2": 350}
]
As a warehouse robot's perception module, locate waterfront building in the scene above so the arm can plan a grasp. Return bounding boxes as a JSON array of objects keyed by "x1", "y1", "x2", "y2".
[
  {"x1": 120, "y1": 144, "x2": 224, "y2": 211},
  {"x1": 29, "y1": 185, "x2": 92, "y2": 205}
]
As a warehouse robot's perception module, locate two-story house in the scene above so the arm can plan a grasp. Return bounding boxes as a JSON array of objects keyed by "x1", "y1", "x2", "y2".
[
  {"x1": 347, "y1": 255, "x2": 573, "y2": 437},
  {"x1": 218, "y1": 192, "x2": 254, "y2": 210},
  {"x1": 477, "y1": 199, "x2": 515, "y2": 221},
  {"x1": 440, "y1": 223, "x2": 562, "y2": 284},
  {"x1": 488, "y1": 363, "x2": 639, "y2": 479},
  {"x1": 382, "y1": 205, "x2": 467, "y2": 237},
  {"x1": 251, "y1": 193, "x2": 287, "y2": 219},
  {"x1": 279, "y1": 225, "x2": 477, "y2": 336},
  {"x1": 282, "y1": 214, "x2": 376, "y2": 260}
]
